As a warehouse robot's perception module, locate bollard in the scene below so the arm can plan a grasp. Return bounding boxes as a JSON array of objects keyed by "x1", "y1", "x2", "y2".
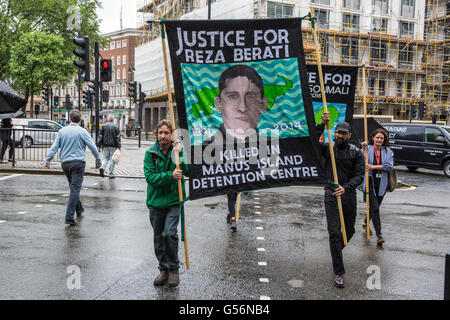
[{"x1": 445, "y1": 254, "x2": 450, "y2": 300}]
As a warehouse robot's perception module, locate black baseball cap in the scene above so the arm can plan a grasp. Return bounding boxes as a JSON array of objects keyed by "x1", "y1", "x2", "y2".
[{"x1": 335, "y1": 122, "x2": 351, "y2": 132}]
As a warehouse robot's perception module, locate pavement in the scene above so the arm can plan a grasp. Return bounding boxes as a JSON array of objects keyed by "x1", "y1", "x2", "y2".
[
  {"x1": 0, "y1": 167, "x2": 449, "y2": 301},
  {"x1": 0, "y1": 136, "x2": 156, "y2": 178}
]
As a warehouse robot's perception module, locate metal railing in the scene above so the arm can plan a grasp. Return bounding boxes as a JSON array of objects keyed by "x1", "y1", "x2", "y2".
[{"x1": 0, "y1": 127, "x2": 60, "y2": 166}]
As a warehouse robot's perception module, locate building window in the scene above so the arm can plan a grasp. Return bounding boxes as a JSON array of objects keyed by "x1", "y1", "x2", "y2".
[
  {"x1": 341, "y1": 38, "x2": 359, "y2": 64},
  {"x1": 373, "y1": 0, "x2": 388, "y2": 14},
  {"x1": 406, "y1": 81, "x2": 413, "y2": 97},
  {"x1": 267, "y1": 1, "x2": 294, "y2": 18},
  {"x1": 371, "y1": 17, "x2": 388, "y2": 33},
  {"x1": 117, "y1": 40, "x2": 121, "y2": 49},
  {"x1": 314, "y1": 8, "x2": 330, "y2": 29},
  {"x1": 122, "y1": 39, "x2": 127, "y2": 47},
  {"x1": 368, "y1": 78, "x2": 376, "y2": 95},
  {"x1": 399, "y1": 21, "x2": 414, "y2": 38},
  {"x1": 116, "y1": 85, "x2": 120, "y2": 97},
  {"x1": 117, "y1": 70, "x2": 121, "y2": 80},
  {"x1": 122, "y1": 55, "x2": 127, "y2": 65},
  {"x1": 396, "y1": 81, "x2": 403, "y2": 95},
  {"x1": 122, "y1": 68, "x2": 126, "y2": 80},
  {"x1": 111, "y1": 56, "x2": 114, "y2": 66},
  {"x1": 370, "y1": 41, "x2": 387, "y2": 65},
  {"x1": 343, "y1": 0, "x2": 361, "y2": 10},
  {"x1": 399, "y1": 47, "x2": 414, "y2": 69},
  {"x1": 401, "y1": 0, "x2": 415, "y2": 18},
  {"x1": 378, "y1": 79, "x2": 386, "y2": 95},
  {"x1": 110, "y1": 41, "x2": 115, "y2": 50},
  {"x1": 343, "y1": 13, "x2": 360, "y2": 32},
  {"x1": 117, "y1": 56, "x2": 121, "y2": 66},
  {"x1": 311, "y1": 0, "x2": 330, "y2": 4}
]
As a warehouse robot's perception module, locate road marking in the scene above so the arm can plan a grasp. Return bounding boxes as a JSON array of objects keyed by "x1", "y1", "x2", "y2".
[
  {"x1": 257, "y1": 248, "x2": 266, "y2": 252},
  {"x1": 0, "y1": 174, "x2": 22, "y2": 181},
  {"x1": 256, "y1": 227, "x2": 264, "y2": 230},
  {"x1": 260, "y1": 296, "x2": 271, "y2": 300},
  {"x1": 258, "y1": 261, "x2": 267, "y2": 266},
  {"x1": 259, "y1": 278, "x2": 269, "y2": 283},
  {"x1": 257, "y1": 237, "x2": 265, "y2": 240}
]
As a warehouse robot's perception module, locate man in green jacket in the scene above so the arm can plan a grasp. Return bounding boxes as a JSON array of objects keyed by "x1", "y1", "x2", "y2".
[{"x1": 144, "y1": 119, "x2": 189, "y2": 288}]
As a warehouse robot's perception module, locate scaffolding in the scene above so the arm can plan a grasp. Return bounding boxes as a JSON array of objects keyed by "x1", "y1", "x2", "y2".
[{"x1": 136, "y1": 0, "x2": 449, "y2": 122}]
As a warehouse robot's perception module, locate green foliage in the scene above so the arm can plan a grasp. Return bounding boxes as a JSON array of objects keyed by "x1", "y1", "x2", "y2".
[
  {"x1": 0, "y1": 0, "x2": 105, "y2": 80},
  {"x1": 9, "y1": 32, "x2": 73, "y2": 94}
]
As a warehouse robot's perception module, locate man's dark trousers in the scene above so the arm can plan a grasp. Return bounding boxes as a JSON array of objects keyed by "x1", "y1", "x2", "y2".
[
  {"x1": 62, "y1": 160, "x2": 85, "y2": 221},
  {"x1": 324, "y1": 191, "x2": 357, "y2": 275},
  {"x1": 149, "y1": 206, "x2": 180, "y2": 272},
  {"x1": 227, "y1": 192, "x2": 238, "y2": 217}
]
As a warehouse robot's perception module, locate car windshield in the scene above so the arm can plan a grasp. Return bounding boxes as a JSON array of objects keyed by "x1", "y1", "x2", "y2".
[{"x1": 442, "y1": 127, "x2": 450, "y2": 137}]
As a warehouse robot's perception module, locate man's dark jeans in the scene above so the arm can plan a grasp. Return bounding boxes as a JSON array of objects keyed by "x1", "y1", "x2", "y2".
[
  {"x1": 62, "y1": 160, "x2": 85, "y2": 222},
  {"x1": 227, "y1": 192, "x2": 238, "y2": 217},
  {"x1": 149, "y1": 206, "x2": 180, "y2": 272},
  {"x1": 324, "y1": 191, "x2": 357, "y2": 276}
]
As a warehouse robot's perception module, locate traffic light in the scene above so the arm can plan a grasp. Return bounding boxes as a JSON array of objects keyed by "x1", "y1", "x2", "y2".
[
  {"x1": 73, "y1": 36, "x2": 90, "y2": 82},
  {"x1": 65, "y1": 94, "x2": 72, "y2": 110},
  {"x1": 411, "y1": 106, "x2": 417, "y2": 119},
  {"x1": 128, "y1": 81, "x2": 137, "y2": 103},
  {"x1": 100, "y1": 59, "x2": 112, "y2": 82},
  {"x1": 102, "y1": 90, "x2": 109, "y2": 103},
  {"x1": 418, "y1": 102, "x2": 425, "y2": 120},
  {"x1": 41, "y1": 86, "x2": 49, "y2": 105},
  {"x1": 34, "y1": 104, "x2": 40, "y2": 115},
  {"x1": 82, "y1": 90, "x2": 89, "y2": 106},
  {"x1": 54, "y1": 96, "x2": 59, "y2": 107}
]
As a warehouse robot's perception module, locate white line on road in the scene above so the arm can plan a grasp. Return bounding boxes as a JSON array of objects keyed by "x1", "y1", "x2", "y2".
[
  {"x1": 257, "y1": 237, "x2": 265, "y2": 240},
  {"x1": 257, "y1": 248, "x2": 266, "y2": 252},
  {"x1": 256, "y1": 227, "x2": 264, "y2": 230},
  {"x1": 259, "y1": 278, "x2": 269, "y2": 283},
  {"x1": 258, "y1": 262, "x2": 267, "y2": 266},
  {"x1": 0, "y1": 174, "x2": 22, "y2": 181}
]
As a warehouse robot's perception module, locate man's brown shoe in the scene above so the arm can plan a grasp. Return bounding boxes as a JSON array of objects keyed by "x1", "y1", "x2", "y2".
[
  {"x1": 168, "y1": 271, "x2": 180, "y2": 288},
  {"x1": 153, "y1": 271, "x2": 168, "y2": 286}
]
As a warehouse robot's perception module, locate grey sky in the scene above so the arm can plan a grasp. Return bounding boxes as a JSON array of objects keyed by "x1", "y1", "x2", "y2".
[{"x1": 97, "y1": 0, "x2": 137, "y2": 34}]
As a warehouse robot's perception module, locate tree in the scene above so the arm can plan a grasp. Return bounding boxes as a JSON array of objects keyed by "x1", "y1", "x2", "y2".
[
  {"x1": 0, "y1": 0, "x2": 105, "y2": 80},
  {"x1": 9, "y1": 32, "x2": 73, "y2": 118}
]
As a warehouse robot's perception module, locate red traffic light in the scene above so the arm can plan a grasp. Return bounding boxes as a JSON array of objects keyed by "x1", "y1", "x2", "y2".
[{"x1": 102, "y1": 60, "x2": 110, "y2": 69}]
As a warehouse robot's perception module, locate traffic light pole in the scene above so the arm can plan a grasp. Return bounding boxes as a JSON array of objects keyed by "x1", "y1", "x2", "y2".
[
  {"x1": 50, "y1": 88, "x2": 53, "y2": 121},
  {"x1": 94, "y1": 42, "x2": 100, "y2": 144}
]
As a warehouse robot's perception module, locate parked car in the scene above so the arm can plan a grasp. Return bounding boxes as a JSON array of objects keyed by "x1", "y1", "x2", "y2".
[
  {"x1": 12, "y1": 119, "x2": 62, "y2": 148},
  {"x1": 382, "y1": 123, "x2": 450, "y2": 177}
]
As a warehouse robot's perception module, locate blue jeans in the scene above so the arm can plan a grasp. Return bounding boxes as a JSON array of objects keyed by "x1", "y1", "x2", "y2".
[
  {"x1": 62, "y1": 160, "x2": 85, "y2": 221},
  {"x1": 149, "y1": 206, "x2": 180, "y2": 272},
  {"x1": 101, "y1": 147, "x2": 116, "y2": 176}
]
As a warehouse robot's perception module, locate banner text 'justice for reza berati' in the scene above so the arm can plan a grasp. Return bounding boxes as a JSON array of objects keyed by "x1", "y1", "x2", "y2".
[{"x1": 175, "y1": 28, "x2": 291, "y2": 63}]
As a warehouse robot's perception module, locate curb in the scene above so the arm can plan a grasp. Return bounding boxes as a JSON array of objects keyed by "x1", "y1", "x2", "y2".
[{"x1": 0, "y1": 167, "x2": 145, "y2": 179}]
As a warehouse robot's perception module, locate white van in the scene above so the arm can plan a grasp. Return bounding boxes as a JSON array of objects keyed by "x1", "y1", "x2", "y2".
[{"x1": 11, "y1": 119, "x2": 63, "y2": 147}]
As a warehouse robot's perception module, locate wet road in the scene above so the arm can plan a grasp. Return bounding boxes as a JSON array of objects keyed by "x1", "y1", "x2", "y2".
[{"x1": 0, "y1": 167, "x2": 449, "y2": 300}]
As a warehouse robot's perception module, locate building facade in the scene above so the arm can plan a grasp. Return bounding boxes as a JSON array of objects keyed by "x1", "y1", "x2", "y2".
[{"x1": 134, "y1": 0, "x2": 449, "y2": 129}]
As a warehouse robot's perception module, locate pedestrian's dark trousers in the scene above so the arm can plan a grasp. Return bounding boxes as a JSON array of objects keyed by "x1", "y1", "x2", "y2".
[
  {"x1": 61, "y1": 160, "x2": 85, "y2": 221},
  {"x1": 324, "y1": 191, "x2": 357, "y2": 275},
  {"x1": 364, "y1": 179, "x2": 384, "y2": 237},
  {"x1": 0, "y1": 137, "x2": 14, "y2": 161},
  {"x1": 227, "y1": 192, "x2": 238, "y2": 217},
  {"x1": 149, "y1": 206, "x2": 180, "y2": 272}
]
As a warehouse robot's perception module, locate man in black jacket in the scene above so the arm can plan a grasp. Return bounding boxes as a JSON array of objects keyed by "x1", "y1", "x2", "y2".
[
  {"x1": 317, "y1": 113, "x2": 364, "y2": 289},
  {"x1": 97, "y1": 115, "x2": 121, "y2": 178}
]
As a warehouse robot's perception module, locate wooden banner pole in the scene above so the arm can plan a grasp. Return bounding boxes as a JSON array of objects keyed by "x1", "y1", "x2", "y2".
[
  {"x1": 236, "y1": 192, "x2": 242, "y2": 222},
  {"x1": 159, "y1": 12, "x2": 190, "y2": 269},
  {"x1": 310, "y1": 7, "x2": 347, "y2": 245},
  {"x1": 362, "y1": 66, "x2": 371, "y2": 240}
]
